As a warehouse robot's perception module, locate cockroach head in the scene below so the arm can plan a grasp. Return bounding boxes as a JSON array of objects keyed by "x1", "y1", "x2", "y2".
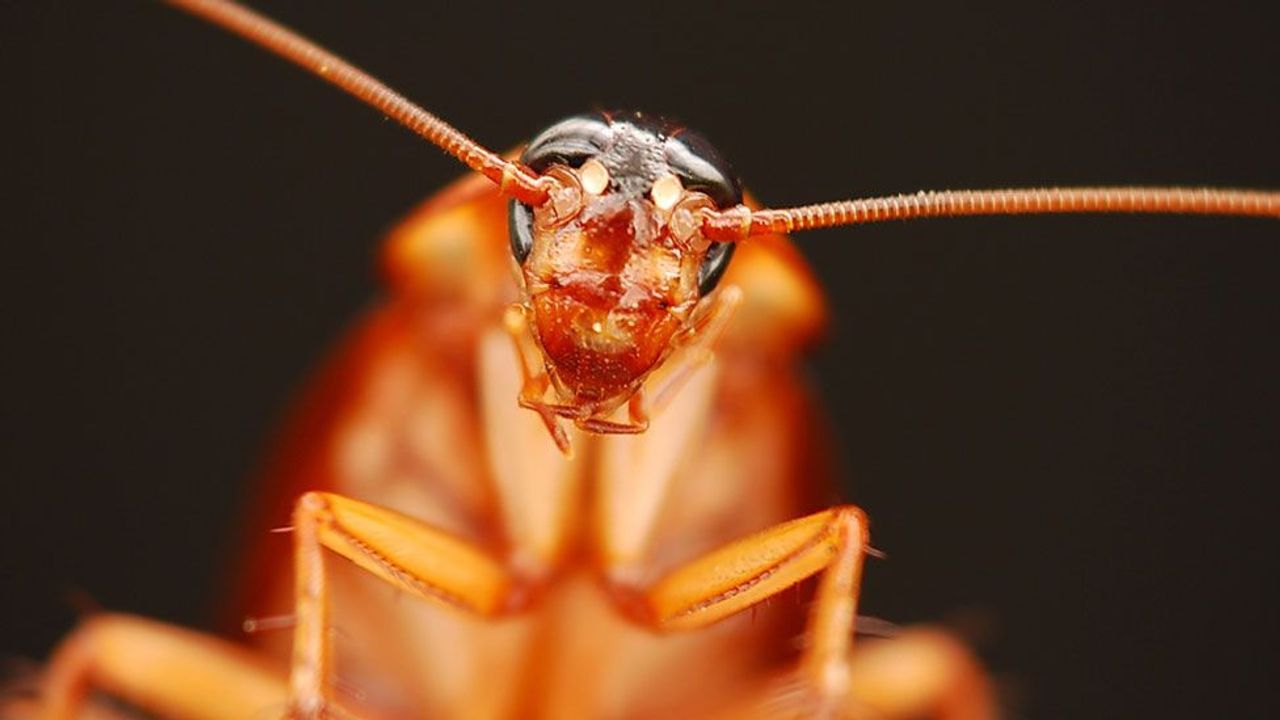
[{"x1": 508, "y1": 111, "x2": 741, "y2": 413}]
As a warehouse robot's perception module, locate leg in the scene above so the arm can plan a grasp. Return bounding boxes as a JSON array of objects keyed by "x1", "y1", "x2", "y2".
[
  {"x1": 646, "y1": 285, "x2": 743, "y2": 416},
  {"x1": 713, "y1": 628, "x2": 998, "y2": 720},
  {"x1": 502, "y1": 304, "x2": 571, "y2": 452},
  {"x1": 616, "y1": 506, "x2": 996, "y2": 719},
  {"x1": 610, "y1": 505, "x2": 869, "y2": 712},
  {"x1": 287, "y1": 491, "x2": 531, "y2": 719},
  {"x1": 30, "y1": 512, "x2": 498, "y2": 720},
  {"x1": 34, "y1": 613, "x2": 310, "y2": 720},
  {"x1": 576, "y1": 391, "x2": 650, "y2": 434},
  {"x1": 841, "y1": 629, "x2": 996, "y2": 720}
]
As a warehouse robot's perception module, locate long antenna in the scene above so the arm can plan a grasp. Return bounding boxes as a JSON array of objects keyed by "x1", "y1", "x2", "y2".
[
  {"x1": 703, "y1": 187, "x2": 1280, "y2": 241},
  {"x1": 163, "y1": 0, "x2": 550, "y2": 205},
  {"x1": 166, "y1": 2, "x2": 1278, "y2": 239}
]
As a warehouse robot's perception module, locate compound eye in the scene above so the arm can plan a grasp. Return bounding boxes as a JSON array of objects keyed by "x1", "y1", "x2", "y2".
[
  {"x1": 665, "y1": 129, "x2": 741, "y2": 209},
  {"x1": 521, "y1": 114, "x2": 611, "y2": 173},
  {"x1": 510, "y1": 115, "x2": 613, "y2": 264},
  {"x1": 508, "y1": 199, "x2": 534, "y2": 264},
  {"x1": 697, "y1": 241, "x2": 735, "y2": 295}
]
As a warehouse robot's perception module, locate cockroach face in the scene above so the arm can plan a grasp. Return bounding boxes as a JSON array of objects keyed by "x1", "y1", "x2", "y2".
[{"x1": 509, "y1": 112, "x2": 740, "y2": 415}]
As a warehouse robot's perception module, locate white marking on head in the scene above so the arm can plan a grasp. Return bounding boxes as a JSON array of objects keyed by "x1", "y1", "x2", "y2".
[
  {"x1": 651, "y1": 173, "x2": 683, "y2": 211},
  {"x1": 579, "y1": 158, "x2": 610, "y2": 195}
]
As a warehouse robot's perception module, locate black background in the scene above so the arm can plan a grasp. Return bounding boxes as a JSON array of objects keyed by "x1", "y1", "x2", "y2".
[{"x1": 2, "y1": 2, "x2": 1278, "y2": 718}]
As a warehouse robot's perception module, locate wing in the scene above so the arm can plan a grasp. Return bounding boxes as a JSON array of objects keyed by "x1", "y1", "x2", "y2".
[{"x1": 223, "y1": 171, "x2": 515, "y2": 631}]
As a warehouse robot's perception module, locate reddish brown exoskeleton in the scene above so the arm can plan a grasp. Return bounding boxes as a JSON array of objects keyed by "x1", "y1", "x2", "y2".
[{"x1": 16, "y1": 1, "x2": 1279, "y2": 719}]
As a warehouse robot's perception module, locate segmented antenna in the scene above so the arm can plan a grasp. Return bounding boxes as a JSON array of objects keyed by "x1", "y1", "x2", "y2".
[
  {"x1": 167, "y1": 2, "x2": 1278, "y2": 240},
  {"x1": 163, "y1": 0, "x2": 550, "y2": 205},
  {"x1": 703, "y1": 187, "x2": 1280, "y2": 241}
]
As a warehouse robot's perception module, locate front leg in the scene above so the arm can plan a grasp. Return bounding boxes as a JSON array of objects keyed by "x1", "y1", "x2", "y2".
[
  {"x1": 31, "y1": 484, "x2": 541, "y2": 720},
  {"x1": 605, "y1": 505, "x2": 996, "y2": 719},
  {"x1": 502, "y1": 304, "x2": 572, "y2": 452},
  {"x1": 646, "y1": 285, "x2": 743, "y2": 416},
  {"x1": 287, "y1": 491, "x2": 535, "y2": 719},
  {"x1": 609, "y1": 506, "x2": 870, "y2": 716}
]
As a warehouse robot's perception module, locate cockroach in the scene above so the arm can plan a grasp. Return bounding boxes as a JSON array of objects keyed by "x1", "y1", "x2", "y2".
[{"x1": 8, "y1": 1, "x2": 1277, "y2": 719}]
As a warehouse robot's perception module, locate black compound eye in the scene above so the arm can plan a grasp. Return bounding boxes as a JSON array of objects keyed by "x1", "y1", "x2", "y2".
[
  {"x1": 665, "y1": 129, "x2": 742, "y2": 210},
  {"x1": 509, "y1": 114, "x2": 613, "y2": 264},
  {"x1": 508, "y1": 198, "x2": 534, "y2": 264},
  {"x1": 697, "y1": 241, "x2": 736, "y2": 296},
  {"x1": 663, "y1": 125, "x2": 741, "y2": 295},
  {"x1": 520, "y1": 114, "x2": 611, "y2": 173}
]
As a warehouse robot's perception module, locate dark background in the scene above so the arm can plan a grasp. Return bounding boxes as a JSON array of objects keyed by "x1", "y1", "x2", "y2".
[{"x1": 2, "y1": 1, "x2": 1278, "y2": 718}]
